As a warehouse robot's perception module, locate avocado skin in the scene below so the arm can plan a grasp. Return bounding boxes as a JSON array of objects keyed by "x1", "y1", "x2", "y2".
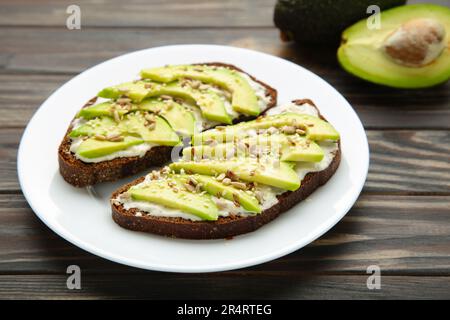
[{"x1": 274, "y1": 0, "x2": 406, "y2": 44}]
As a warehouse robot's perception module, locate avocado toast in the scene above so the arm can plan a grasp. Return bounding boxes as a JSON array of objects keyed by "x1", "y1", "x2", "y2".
[
  {"x1": 111, "y1": 99, "x2": 341, "y2": 239},
  {"x1": 59, "y1": 63, "x2": 277, "y2": 187}
]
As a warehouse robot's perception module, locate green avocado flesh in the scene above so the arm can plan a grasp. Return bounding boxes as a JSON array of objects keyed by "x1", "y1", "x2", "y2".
[
  {"x1": 338, "y1": 4, "x2": 450, "y2": 88},
  {"x1": 141, "y1": 65, "x2": 260, "y2": 116},
  {"x1": 129, "y1": 178, "x2": 219, "y2": 221},
  {"x1": 177, "y1": 174, "x2": 261, "y2": 213},
  {"x1": 183, "y1": 134, "x2": 324, "y2": 163},
  {"x1": 71, "y1": 113, "x2": 179, "y2": 146},
  {"x1": 98, "y1": 81, "x2": 232, "y2": 124},
  {"x1": 192, "y1": 112, "x2": 339, "y2": 144},
  {"x1": 78, "y1": 99, "x2": 195, "y2": 137},
  {"x1": 121, "y1": 112, "x2": 180, "y2": 146},
  {"x1": 138, "y1": 99, "x2": 195, "y2": 136},
  {"x1": 76, "y1": 136, "x2": 144, "y2": 159},
  {"x1": 170, "y1": 160, "x2": 300, "y2": 191}
]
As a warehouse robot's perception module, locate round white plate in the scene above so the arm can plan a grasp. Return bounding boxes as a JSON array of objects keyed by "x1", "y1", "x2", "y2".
[{"x1": 18, "y1": 45, "x2": 369, "y2": 273}]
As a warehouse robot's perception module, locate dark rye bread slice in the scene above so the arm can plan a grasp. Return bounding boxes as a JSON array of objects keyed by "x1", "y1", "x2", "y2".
[
  {"x1": 58, "y1": 63, "x2": 277, "y2": 187},
  {"x1": 111, "y1": 99, "x2": 341, "y2": 239}
]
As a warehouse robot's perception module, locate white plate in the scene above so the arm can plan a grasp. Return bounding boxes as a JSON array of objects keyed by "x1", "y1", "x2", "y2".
[{"x1": 18, "y1": 45, "x2": 369, "y2": 273}]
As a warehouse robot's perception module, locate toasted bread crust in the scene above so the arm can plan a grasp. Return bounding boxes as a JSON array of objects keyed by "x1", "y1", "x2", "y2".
[
  {"x1": 111, "y1": 100, "x2": 341, "y2": 239},
  {"x1": 58, "y1": 63, "x2": 277, "y2": 187}
]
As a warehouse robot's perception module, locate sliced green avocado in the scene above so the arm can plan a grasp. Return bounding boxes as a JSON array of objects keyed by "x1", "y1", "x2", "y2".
[
  {"x1": 184, "y1": 134, "x2": 324, "y2": 162},
  {"x1": 69, "y1": 116, "x2": 119, "y2": 138},
  {"x1": 141, "y1": 65, "x2": 260, "y2": 116},
  {"x1": 121, "y1": 112, "x2": 180, "y2": 146},
  {"x1": 129, "y1": 179, "x2": 218, "y2": 221},
  {"x1": 98, "y1": 82, "x2": 149, "y2": 102},
  {"x1": 193, "y1": 113, "x2": 339, "y2": 144},
  {"x1": 75, "y1": 136, "x2": 143, "y2": 159},
  {"x1": 77, "y1": 102, "x2": 131, "y2": 119},
  {"x1": 170, "y1": 159, "x2": 300, "y2": 191},
  {"x1": 338, "y1": 4, "x2": 450, "y2": 88},
  {"x1": 138, "y1": 98, "x2": 196, "y2": 136},
  {"x1": 177, "y1": 174, "x2": 261, "y2": 213},
  {"x1": 98, "y1": 81, "x2": 232, "y2": 124}
]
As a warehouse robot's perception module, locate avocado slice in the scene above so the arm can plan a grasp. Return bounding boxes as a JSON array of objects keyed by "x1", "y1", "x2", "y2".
[
  {"x1": 177, "y1": 174, "x2": 261, "y2": 213},
  {"x1": 121, "y1": 112, "x2": 180, "y2": 146},
  {"x1": 193, "y1": 113, "x2": 339, "y2": 144},
  {"x1": 129, "y1": 179, "x2": 219, "y2": 221},
  {"x1": 77, "y1": 102, "x2": 131, "y2": 119},
  {"x1": 69, "y1": 116, "x2": 119, "y2": 138},
  {"x1": 98, "y1": 81, "x2": 232, "y2": 124},
  {"x1": 138, "y1": 98, "x2": 196, "y2": 136},
  {"x1": 141, "y1": 65, "x2": 260, "y2": 116},
  {"x1": 75, "y1": 136, "x2": 144, "y2": 159},
  {"x1": 184, "y1": 134, "x2": 324, "y2": 162},
  {"x1": 338, "y1": 4, "x2": 450, "y2": 88},
  {"x1": 170, "y1": 159, "x2": 300, "y2": 191}
]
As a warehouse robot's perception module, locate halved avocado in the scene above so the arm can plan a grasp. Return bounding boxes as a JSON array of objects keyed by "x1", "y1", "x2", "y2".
[{"x1": 338, "y1": 4, "x2": 450, "y2": 88}]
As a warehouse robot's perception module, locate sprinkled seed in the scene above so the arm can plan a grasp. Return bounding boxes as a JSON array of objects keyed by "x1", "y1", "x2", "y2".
[
  {"x1": 94, "y1": 134, "x2": 107, "y2": 141},
  {"x1": 184, "y1": 183, "x2": 196, "y2": 193},
  {"x1": 144, "y1": 83, "x2": 153, "y2": 89},
  {"x1": 232, "y1": 194, "x2": 240, "y2": 207},
  {"x1": 188, "y1": 177, "x2": 198, "y2": 186},
  {"x1": 172, "y1": 187, "x2": 179, "y2": 193},
  {"x1": 195, "y1": 183, "x2": 203, "y2": 193},
  {"x1": 249, "y1": 170, "x2": 255, "y2": 176},
  {"x1": 296, "y1": 129, "x2": 306, "y2": 135},
  {"x1": 117, "y1": 97, "x2": 131, "y2": 104},
  {"x1": 160, "y1": 95, "x2": 172, "y2": 101},
  {"x1": 135, "y1": 212, "x2": 143, "y2": 217},
  {"x1": 226, "y1": 170, "x2": 237, "y2": 181},
  {"x1": 222, "y1": 178, "x2": 231, "y2": 185},
  {"x1": 231, "y1": 181, "x2": 247, "y2": 190},
  {"x1": 216, "y1": 173, "x2": 226, "y2": 181},
  {"x1": 113, "y1": 109, "x2": 121, "y2": 122},
  {"x1": 281, "y1": 125, "x2": 296, "y2": 134}
]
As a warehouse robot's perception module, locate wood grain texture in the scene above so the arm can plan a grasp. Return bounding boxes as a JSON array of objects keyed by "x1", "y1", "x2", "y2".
[
  {"x1": 0, "y1": 0, "x2": 276, "y2": 27},
  {"x1": 1, "y1": 194, "x2": 449, "y2": 275},
  {"x1": 0, "y1": 274, "x2": 449, "y2": 299},
  {"x1": 2, "y1": 129, "x2": 450, "y2": 193}
]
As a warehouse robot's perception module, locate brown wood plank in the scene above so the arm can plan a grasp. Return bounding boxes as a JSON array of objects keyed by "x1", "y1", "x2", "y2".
[
  {"x1": 2, "y1": 128, "x2": 450, "y2": 193},
  {"x1": 0, "y1": 0, "x2": 276, "y2": 27},
  {"x1": 0, "y1": 274, "x2": 448, "y2": 299},
  {"x1": 0, "y1": 194, "x2": 449, "y2": 275}
]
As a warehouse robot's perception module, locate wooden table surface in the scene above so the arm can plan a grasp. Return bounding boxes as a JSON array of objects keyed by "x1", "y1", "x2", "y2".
[{"x1": 0, "y1": 0, "x2": 449, "y2": 299}]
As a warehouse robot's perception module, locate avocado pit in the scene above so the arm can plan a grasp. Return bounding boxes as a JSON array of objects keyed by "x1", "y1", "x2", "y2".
[{"x1": 382, "y1": 18, "x2": 446, "y2": 67}]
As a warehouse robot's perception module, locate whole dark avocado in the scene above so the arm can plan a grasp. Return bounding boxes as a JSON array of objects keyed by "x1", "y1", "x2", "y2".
[{"x1": 274, "y1": 0, "x2": 406, "y2": 44}]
